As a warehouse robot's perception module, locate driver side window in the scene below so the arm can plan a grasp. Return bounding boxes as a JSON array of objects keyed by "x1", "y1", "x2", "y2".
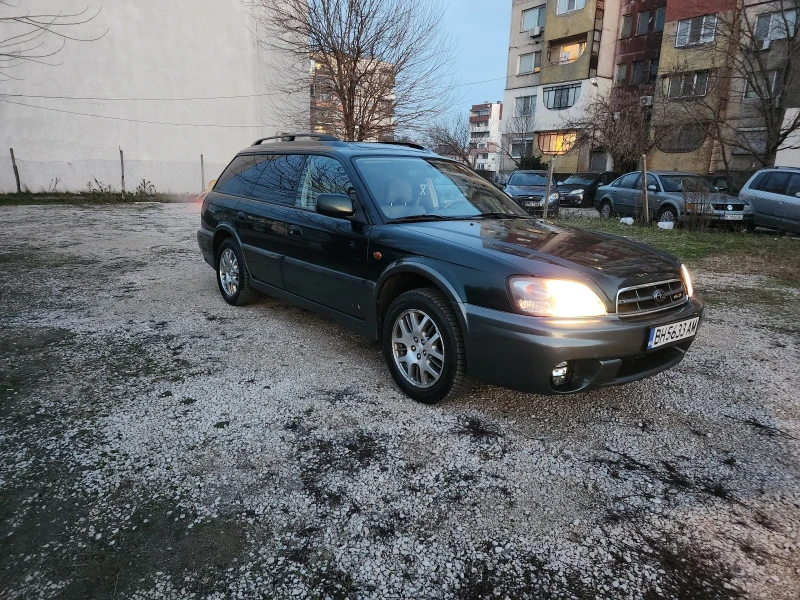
[{"x1": 296, "y1": 156, "x2": 354, "y2": 210}]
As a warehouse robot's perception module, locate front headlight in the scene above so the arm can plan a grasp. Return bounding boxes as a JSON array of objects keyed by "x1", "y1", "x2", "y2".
[
  {"x1": 680, "y1": 264, "x2": 693, "y2": 298},
  {"x1": 568, "y1": 188, "x2": 585, "y2": 195},
  {"x1": 508, "y1": 277, "x2": 607, "y2": 317},
  {"x1": 548, "y1": 192, "x2": 559, "y2": 202}
]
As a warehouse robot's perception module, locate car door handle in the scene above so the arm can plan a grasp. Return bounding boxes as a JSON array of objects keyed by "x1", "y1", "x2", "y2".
[
  {"x1": 236, "y1": 212, "x2": 247, "y2": 221},
  {"x1": 288, "y1": 225, "x2": 303, "y2": 237}
]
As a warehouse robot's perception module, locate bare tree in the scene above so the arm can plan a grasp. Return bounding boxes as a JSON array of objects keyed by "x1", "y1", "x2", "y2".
[
  {"x1": 658, "y1": 0, "x2": 800, "y2": 170},
  {"x1": 561, "y1": 89, "x2": 669, "y2": 172},
  {"x1": 499, "y1": 112, "x2": 547, "y2": 172},
  {"x1": 0, "y1": 2, "x2": 104, "y2": 82},
  {"x1": 425, "y1": 113, "x2": 471, "y2": 164},
  {"x1": 244, "y1": 0, "x2": 457, "y2": 141}
]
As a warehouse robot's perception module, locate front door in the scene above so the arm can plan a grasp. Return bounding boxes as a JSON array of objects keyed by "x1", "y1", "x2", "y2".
[
  {"x1": 613, "y1": 172, "x2": 640, "y2": 216},
  {"x1": 281, "y1": 155, "x2": 372, "y2": 318}
]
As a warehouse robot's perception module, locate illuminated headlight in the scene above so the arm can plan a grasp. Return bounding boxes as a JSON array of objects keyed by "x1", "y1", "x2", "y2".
[
  {"x1": 568, "y1": 188, "x2": 585, "y2": 196},
  {"x1": 548, "y1": 192, "x2": 559, "y2": 203},
  {"x1": 508, "y1": 277, "x2": 607, "y2": 317},
  {"x1": 680, "y1": 264, "x2": 694, "y2": 298}
]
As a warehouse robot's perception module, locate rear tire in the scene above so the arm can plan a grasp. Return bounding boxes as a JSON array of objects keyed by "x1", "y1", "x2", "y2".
[
  {"x1": 382, "y1": 288, "x2": 471, "y2": 404},
  {"x1": 216, "y1": 239, "x2": 258, "y2": 306}
]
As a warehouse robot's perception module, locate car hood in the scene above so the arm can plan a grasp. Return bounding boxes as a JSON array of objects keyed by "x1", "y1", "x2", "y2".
[
  {"x1": 505, "y1": 184, "x2": 548, "y2": 197},
  {"x1": 397, "y1": 218, "x2": 682, "y2": 303}
]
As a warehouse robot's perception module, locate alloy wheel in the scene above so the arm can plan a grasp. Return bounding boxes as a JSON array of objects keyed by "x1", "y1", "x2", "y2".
[
  {"x1": 391, "y1": 309, "x2": 444, "y2": 388},
  {"x1": 218, "y1": 248, "x2": 240, "y2": 296},
  {"x1": 659, "y1": 209, "x2": 676, "y2": 223}
]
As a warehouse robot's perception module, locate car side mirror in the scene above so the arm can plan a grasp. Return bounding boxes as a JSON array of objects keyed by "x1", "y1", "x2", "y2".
[
  {"x1": 795, "y1": 191, "x2": 800, "y2": 198},
  {"x1": 647, "y1": 184, "x2": 658, "y2": 192},
  {"x1": 316, "y1": 193, "x2": 355, "y2": 218}
]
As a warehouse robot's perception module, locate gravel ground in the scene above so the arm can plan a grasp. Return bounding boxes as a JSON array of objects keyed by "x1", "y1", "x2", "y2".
[{"x1": 1, "y1": 203, "x2": 798, "y2": 600}]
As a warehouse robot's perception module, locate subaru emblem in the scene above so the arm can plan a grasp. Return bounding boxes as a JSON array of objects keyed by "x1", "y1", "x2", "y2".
[{"x1": 653, "y1": 289, "x2": 666, "y2": 303}]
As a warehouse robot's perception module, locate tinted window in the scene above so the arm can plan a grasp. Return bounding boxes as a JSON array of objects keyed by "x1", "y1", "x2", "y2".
[
  {"x1": 748, "y1": 172, "x2": 768, "y2": 190},
  {"x1": 646, "y1": 174, "x2": 659, "y2": 189},
  {"x1": 616, "y1": 173, "x2": 639, "y2": 189},
  {"x1": 786, "y1": 173, "x2": 800, "y2": 197},
  {"x1": 562, "y1": 173, "x2": 596, "y2": 185},
  {"x1": 250, "y1": 154, "x2": 305, "y2": 203},
  {"x1": 215, "y1": 155, "x2": 268, "y2": 197},
  {"x1": 760, "y1": 172, "x2": 792, "y2": 194},
  {"x1": 296, "y1": 156, "x2": 354, "y2": 210},
  {"x1": 508, "y1": 172, "x2": 548, "y2": 186}
]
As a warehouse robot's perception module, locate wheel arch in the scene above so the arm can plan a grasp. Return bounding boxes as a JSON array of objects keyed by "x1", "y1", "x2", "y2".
[
  {"x1": 212, "y1": 224, "x2": 252, "y2": 274},
  {"x1": 373, "y1": 262, "x2": 467, "y2": 341}
]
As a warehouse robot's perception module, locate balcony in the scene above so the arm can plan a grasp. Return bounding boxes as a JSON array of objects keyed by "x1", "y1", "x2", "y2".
[{"x1": 469, "y1": 115, "x2": 490, "y2": 124}]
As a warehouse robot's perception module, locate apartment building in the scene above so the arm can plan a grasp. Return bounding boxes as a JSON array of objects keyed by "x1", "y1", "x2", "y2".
[
  {"x1": 502, "y1": 0, "x2": 621, "y2": 175},
  {"x1": 469, "y1": 102, "x2": 504, "y2": 176}
]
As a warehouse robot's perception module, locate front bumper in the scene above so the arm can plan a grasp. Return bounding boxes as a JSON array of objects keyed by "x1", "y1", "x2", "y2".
[{"x1": 462, "y1": 296, "x2": 704, "y2": 395}]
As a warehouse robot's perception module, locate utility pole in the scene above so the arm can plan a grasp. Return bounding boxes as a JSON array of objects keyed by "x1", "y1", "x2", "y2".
[
  {"x1": 9, "y1": 148, "x2": 21, "y2": 194},
  {"x1": 543, "y1": 156, "x2": 555, "y2": 220},
  {"x1": 200, "y1": 154, "x2": 205, "y2": 193}
]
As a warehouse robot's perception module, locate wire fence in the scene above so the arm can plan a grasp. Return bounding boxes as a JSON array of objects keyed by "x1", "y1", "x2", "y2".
[{"x1": 0, "y1": 152, "x2": 228, "y2": 196}]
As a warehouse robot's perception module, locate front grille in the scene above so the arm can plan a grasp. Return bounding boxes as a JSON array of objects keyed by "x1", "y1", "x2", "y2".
[
  {"x1": 518, "y1": 195, "x2": 543, "y2": 201},
  {"x1": 616, "y1": 279, "x2": 688, "y2": 318},
  {"x1": 713, "y1": 203, "x2": 744, "y2": 211}
]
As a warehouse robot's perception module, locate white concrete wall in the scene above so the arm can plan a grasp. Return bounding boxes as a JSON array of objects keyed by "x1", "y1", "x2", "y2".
[
  {"x1": 0, "y1": 0, "x2": 293, "y2": 191},
  {"x1": 776, "y1": 108, "x2": 800, "y2": 168}
]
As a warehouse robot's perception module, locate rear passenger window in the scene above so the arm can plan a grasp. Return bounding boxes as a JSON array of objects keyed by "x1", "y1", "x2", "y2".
[
  {"x1": 215, "y1": 155, "x2": 268, "y2": 197},
  {"x1": 296, "y1": 156, "x2": 354, "y2": 210},
  {"x1": 786, "y1": 174, "x2": 800, "y2": 197},
  {"x1": 761, "y1": 172, "x2": 791, "y2": 194},
  {"x1": 250, "y1": 154, "x2": 306, "y2": 203}
]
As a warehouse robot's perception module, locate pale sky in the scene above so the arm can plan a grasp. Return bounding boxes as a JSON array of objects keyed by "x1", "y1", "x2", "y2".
[{"x1": 442, "y1": 0, "x2": 512, "y2": 117}]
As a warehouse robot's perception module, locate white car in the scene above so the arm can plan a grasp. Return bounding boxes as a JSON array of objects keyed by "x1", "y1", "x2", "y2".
[{"x1": 738, "y1": 167, "x2": 800, "y2": 234}]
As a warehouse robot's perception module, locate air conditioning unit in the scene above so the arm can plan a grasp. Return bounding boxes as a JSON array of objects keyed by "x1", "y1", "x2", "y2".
[
  {"x1": 529, "y1": 26, "x2": 543, "y2": 38},
  {"x1": 640, "y1": 95, "x2": 654, "y2": 107}
]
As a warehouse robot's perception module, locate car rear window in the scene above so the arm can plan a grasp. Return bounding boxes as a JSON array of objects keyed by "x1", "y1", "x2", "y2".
[
  {"x1": 786, "y1": 174, "x2": 800, "y2": 197},
  {"x1": 215, "y1": 154, "x2": 305, "y2": 203},
  {"x1": 508, "y1": 172, "x2": 548, "y2": 186}
]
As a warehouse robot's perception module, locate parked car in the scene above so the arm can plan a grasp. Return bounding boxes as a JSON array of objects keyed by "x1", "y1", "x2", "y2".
[
  {"x1": 557, "y1": 171, "x2": 619, "y2": 207},
  {"x1": 503, "y1": 170, "x2": 560, "y2": 217},
  {"x1": 702, "y1": 174, "x2": 739, "y2": 196},
  {"x1": 595, "y1": 171, "x2": 754, "y2": 225},
  {"x1": 197, "y1": 134, "x2": 703, "y2": 403},
  {"x1": 738, "y1": 167, "x2": 800, "y2": 234}
]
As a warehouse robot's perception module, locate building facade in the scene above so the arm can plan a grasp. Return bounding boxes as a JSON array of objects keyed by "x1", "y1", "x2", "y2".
[
  {"x1": 502, "y1": 0, "x2": 620, "y2": 175},
  {"x1": 469, "y1": 102, "x2": 504, "y2": 176}
]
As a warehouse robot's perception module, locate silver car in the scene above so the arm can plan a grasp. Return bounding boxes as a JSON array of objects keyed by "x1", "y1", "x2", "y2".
[
  {"x1": 595, "y1": 171, "x2": 754, "y2": 225},
  {"x1": 738, "y1": 167, "x2": 800, "y2": 234}
]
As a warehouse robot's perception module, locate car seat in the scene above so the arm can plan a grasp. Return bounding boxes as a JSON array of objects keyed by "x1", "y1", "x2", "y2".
[{"x1": 381, "y1": 179, "x2": 423, "y2": 219}]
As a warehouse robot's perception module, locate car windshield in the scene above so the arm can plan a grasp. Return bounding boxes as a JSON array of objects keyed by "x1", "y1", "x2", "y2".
[
  {"x1": 507, "y1": 172, "x2": 548, "y2": 186},
  {"x1": 562, "y1": 173, "x2": 596, "y2": 185},
  {"x1": 354, "y1": 157, "x2": 528, "y2": 221},
  {"x1": 660, "y1": 175, "x2": 715, "y2": 193}
]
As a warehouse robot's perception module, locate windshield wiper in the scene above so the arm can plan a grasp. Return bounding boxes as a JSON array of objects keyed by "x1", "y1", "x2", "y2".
[
  {"x1": 475, "y1": 212, "x2": 522, "y2": 219},
  {"x1": 387, "y1": 214, "x2": 474, "y2": 223}
]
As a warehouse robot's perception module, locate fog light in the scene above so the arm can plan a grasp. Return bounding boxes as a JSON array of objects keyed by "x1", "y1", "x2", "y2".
[{"x1": 551, "y1": 361, "x2": 571, "y2": 387}]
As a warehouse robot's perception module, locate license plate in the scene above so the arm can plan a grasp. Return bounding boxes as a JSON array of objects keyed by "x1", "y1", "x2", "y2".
[
  {"x1": 522, "y1": 201, "x2": 541, "y2": 208},
  {"x1": 722, "y1": 214, "x2": 743, "y2": 220},
  {"x1": 647, "y1": 317, "x2": 699, "y2": 350}
]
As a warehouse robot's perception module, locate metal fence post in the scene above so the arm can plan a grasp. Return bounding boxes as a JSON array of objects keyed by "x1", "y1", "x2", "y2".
[
  {"x1": 200, "y1": 154, "x2": 205, "y2": 193},
  {"x1": 543, "y1": 157, "x2": 555, "y2": 220},
  {"x1": 641, "y1": 154, "x2": 649, "y2": 225},
  {"x1": 10, "y1": 148, "x2": 21, "y2": 193},
  {"x1": 119, "y1": 146, "x2": 125, "y2": 198}
]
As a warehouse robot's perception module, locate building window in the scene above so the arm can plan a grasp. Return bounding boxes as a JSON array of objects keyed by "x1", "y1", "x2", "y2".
[
  {"x1": 654, "y1": 7, "x2": 666, "y2": 33},
  {"x1": 615, "y1": 63, "x2": 628, "y2": 86},
  {"x1": 649, "y1": 58, "x2": 660, "y2": 83},
  {"x1": 637, "y1": 11, "x2": 650, "y2": 36},
  {"x1": 543, "y1": 83, "x2": 581, "y2": 109},
  {"x1": 538, "y1": 131, "x2": 577, "y2": 154},
  {"x1": 556, "y1": 42, "x2": 586, "y2": 64},
  {"x1": 656, "y1": 124, "x2": 707, "y2": 153},
  {"x1": 515, "y1": 95, "x2": 536, "y2": 116},
  {"x1": 732, "y1": 128, "x2": 767, "y2": 155},
  {"x1": 620, "y1": 15, "x2": 632, "y2": 38},
  {"x1": 676, "y1": 14, "x2": 717, "y2": 47},
  {"x1": 744, "y1": 71, "x2": 781, "y2": 99},
  {"x1": 668, "y1": 71, "x2": 710, "y2": 98},
  {"x1": 519, "y1": 52, "x2": 541, "y2": 74},
  {"x1": 632, "y1": 60, "x2": 647, "y2": 84},
  {"x1": 511, "y1": 139, "x2": 534, "y2": 157},
  {"x1": 472, "y1": 108, "x2": 490, "y2": 116},
  {"x1": 481, "y1": 153, "x2": 489, "y2": 160},
  {"x1": 557, "y1": 0, "x2": 586, "y2": 15},
  {"x1": 756, "y1": 10, "x2": 798, "y2": 43},
  {"x1": 522, "y1": 5, "x2": 546, "y2": 30}
]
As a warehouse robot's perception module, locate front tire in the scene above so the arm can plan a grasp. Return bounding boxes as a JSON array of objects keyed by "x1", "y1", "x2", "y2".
[
  {"x1": 599, "y1": 200, "x2": 613, "y2": 219},
  {"x1": 382, "y1": 288, "x2": 471, "y2": 404},
  {"x1": 657, "y1": 206, "x2": 677, "y2": 223},
  {"x1": 216, "y1": 239, "x2": 257, "y2": 306}
]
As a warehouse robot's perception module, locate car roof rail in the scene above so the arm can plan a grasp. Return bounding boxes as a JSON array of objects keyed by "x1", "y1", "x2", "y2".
[
  {"x1": 252, "y1": 133, "x2": 340, "y2": 145},
  {"x1": 374, "y1": 140, "x2": 430, "y2": 151}
]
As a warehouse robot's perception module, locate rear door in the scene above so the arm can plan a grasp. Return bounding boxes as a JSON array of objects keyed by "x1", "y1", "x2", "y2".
[{"x1": 280, "y1": 155, "x2": 372, "y2": 318}]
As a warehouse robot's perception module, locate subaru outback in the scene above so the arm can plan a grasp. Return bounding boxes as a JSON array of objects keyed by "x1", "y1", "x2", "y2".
[{"x1": 198, "y1": 134, "x2": 703, "y2": 403}]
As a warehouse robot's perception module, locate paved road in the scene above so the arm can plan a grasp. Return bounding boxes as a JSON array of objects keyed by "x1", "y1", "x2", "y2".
[{"x1": 1, "y1": 203, "x2": 798, "y2": 599}]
